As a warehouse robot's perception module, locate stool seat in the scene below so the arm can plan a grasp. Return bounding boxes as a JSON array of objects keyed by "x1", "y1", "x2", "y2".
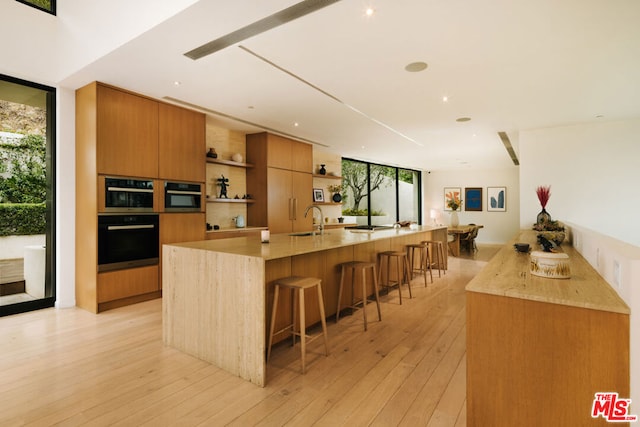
[
  {"x1": 377, "y1": 251, "x2": 412, "y2": 304},
  {"x1": 336, "y1": 261, "x2": 382, "y2": 330},
  {"x1": 267, "y1": 276, "x2": 329, "y2": 374}
]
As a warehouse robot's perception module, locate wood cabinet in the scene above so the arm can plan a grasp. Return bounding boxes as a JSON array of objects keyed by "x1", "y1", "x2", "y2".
[
  {"x1": 159, "y1": 213, "x2": 205, "y2": 288},
  {"x1": 96, "y1": 84, "x2": 159, "y2": 178},
  {"x1": 246, "y1": 132, "x2": 313, "y2": 233},
  {"x1": 76, "y1": 81, "x2": 206, "y2": 313},
  {"x1": 159, "y1": 103, "x2": 205, "y2": 182},
  {"x1": 465, "y1": 230, "x2": 630, "y2": 426}
]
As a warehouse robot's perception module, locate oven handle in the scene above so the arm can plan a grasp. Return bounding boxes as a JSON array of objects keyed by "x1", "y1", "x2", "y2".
[
  {"x1": 166, "y1": 190, "x2": 202, "y2": 195},
  {"x1": 107, "y1": 187, "x2": 154, "y2": 193},
  {"x1": 107, "y1": 224, "x2": 156, "y2": 231}
]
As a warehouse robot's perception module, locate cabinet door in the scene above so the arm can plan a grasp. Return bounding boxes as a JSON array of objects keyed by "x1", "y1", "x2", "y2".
[
  {"x1": 159, "y1": 104, "x2": 205, "y2": 182},
  {"x1": 97, "y1": 85, "x2": 159, "y2": 177},
  {"x1": 291, "y1": 140, "x2": 313, "y2": 173},
  {"x1": 267, "y1": 168, "x2": 293, "y2": 233},
  {"x1": 266, "y1": 134, "x2": 293, "y2": 170},
  {"x1": 292, "y1": 171, "x2": 313, "y2": 232}
]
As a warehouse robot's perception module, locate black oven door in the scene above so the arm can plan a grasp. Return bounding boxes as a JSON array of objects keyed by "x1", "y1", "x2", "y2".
[
  {"x1": 98, "y1": 214, "x2": 159, "y2": 272},
  {"x1": 164, "y1": 181, "x2": 202, "y2": 212},
  {"x1": 105, "y1": 177, "x2": 154, "y2": 212}
]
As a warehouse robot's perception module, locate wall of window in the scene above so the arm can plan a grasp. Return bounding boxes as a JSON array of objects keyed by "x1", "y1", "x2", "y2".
[
  {"x1": 341, "y1": 158, "x2": 421, "y2": 226},
  {"x1": 0, "y1": 74, "x2": 56, "y2": 316}
]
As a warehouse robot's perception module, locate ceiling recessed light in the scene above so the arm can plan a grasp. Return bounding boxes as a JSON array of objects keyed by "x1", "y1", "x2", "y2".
[
  {"x1": 173, "y1": 81, "x2": 181, "y2": 86},
  {"x1": 456, "y1": 117, "x2": 471, "y2": 122},
  {"x1": 442, "y1": 96, "x2": 448, "y2": 102},
  {"x1": 365, "y1": 7, "x2": 375, "y2": 16},
  {"x1": 294, "y1": 122, "x2": 299, "y2": 127},
  {"x1": 405, "y1": 62, "x2": 428, "y2": 72}
]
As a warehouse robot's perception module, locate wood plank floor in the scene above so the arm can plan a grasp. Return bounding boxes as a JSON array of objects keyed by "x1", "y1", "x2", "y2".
[{"x1": 0, "y1": 245, "x2": 500, "y2": 426}]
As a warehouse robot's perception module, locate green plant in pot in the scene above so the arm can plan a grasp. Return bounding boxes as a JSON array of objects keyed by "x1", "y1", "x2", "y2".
[{"x1": 327, "y1": 184, "x2": 343, "y2": 203}]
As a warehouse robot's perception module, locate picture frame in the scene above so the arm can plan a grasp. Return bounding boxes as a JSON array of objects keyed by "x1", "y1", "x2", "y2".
[
  {"x1": 444, "y1": 187, "x2": 461, "y2": 211},
  {"x1": 313, "y1": 188, "x2": 325, "y2": 203},
  {"x1": 487, "y1": 186, "x2": 507, "y2": 212},
  {"x1": 464, "y1": 187, "x2": 483, "y2": 211}
]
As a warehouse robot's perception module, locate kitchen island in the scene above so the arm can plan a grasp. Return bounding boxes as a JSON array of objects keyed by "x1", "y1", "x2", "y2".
[
  {"x1": 466, "y1": 229, "x2": 630, "y2": 426},
  {"x1": 162, "y1": 225, "x2": 447, "y2": 386}
]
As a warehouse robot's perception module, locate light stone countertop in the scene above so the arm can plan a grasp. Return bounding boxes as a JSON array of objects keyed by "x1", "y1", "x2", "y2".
[
  {"x1": 167, "y1": 225, "x2": 447, "y2": 261},
  {"x1": 465, "y1": 229, "x2": 630, "y2": 314}
]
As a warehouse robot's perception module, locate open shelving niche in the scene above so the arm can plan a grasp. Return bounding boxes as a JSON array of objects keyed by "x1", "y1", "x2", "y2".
[
  {"x1": 313, "y1": 173, "x2": 344, "y2": 207},
  {"x1": 206, "y1": 157, "x2": 254, "y2": 204}
]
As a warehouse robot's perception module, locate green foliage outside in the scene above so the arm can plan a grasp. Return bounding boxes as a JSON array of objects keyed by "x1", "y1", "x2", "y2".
[
  {"x1": 0, "y1": 134, "x2": 47, "y2": 203},
  {"x1": 22, "y1": 0, "x2": 52, "y2": 11},
  {"x1": 0, "y1": 203, "x2": 46, "y2": 236},
  {"x1": 341, "y1": 208, "x2": 385, "y2": 216}
]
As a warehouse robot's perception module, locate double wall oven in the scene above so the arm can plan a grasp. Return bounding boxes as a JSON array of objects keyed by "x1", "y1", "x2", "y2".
[{"x1": 98, "y1": 177, "x2": 203, "y2": 272}]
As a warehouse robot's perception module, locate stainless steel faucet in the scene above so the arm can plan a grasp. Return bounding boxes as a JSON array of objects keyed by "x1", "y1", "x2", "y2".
[{"x1": 304, "y1": 205, "x2": 324, "y2": 235}]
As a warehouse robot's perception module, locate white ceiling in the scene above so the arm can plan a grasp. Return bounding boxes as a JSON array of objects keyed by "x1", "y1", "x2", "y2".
[{"x1": 60, "y1": 0, "x2": 640, "y2": 171}]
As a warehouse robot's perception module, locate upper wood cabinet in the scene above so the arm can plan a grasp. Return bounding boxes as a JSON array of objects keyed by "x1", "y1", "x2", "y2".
[
  {"x1": 96, "y1": 84, "x2": 159, "y2": 178},
  {"x1": 159, "y1": 103, "x2": 205, "y2": 182},
  {"x1": 248, "y1": 132, "x2": 313, "y2": 173}
]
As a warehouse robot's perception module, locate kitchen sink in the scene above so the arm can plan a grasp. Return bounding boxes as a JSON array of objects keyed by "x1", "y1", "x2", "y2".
[{"x1": 289, "y1": 232, "x2": 316, "y2": 236}]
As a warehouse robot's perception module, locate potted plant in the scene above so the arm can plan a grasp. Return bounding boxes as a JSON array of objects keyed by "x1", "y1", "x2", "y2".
[{"x1": 327, "y1": 184, "x2": 343, "y2": 203}]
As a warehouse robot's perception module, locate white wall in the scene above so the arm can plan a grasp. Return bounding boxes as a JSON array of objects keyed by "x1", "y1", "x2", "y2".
[
  {"x1": 519, "y1": 119, "x2": 640, "y2": 247},
  {"x1": 422, "y1": 167, "x2": 520, "y2": 244}
]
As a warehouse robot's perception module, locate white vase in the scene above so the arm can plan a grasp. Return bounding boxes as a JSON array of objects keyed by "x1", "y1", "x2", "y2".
[{"x1": 450, "y1": 210, "x2": 459, "y2": 227}]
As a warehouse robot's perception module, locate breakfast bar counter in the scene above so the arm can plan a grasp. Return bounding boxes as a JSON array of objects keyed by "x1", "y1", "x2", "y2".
[{"x1": 162, "y1": 225, "x2": 447, "y2": 386}]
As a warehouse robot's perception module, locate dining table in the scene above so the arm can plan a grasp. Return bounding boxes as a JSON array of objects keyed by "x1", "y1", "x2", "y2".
[{"x1": 448, "y1": 224, "x2": 483, "y2": 256}]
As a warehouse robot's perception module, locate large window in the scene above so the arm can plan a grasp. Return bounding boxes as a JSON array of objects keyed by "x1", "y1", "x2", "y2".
[
  {"x1": 16, "y1": 0, "x2": 55, "y2": 15},
  {"x1": 0, "y1": 74, "x2": 56, "y2": 316},
  {"x1": 341, "y1": 158, "x2": 421, "y2": 226}
]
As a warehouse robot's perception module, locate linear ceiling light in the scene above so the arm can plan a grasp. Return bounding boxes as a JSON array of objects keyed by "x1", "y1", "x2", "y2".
[
  {"x1": 498, "y1": 131, "x2": 520, "y2": 165},
  {"x1": 239, "y1": 45, "x2": 424, "y2": 147},
  {"x1": 184, "y1": 0, "x2": 342, "y2": 60}
]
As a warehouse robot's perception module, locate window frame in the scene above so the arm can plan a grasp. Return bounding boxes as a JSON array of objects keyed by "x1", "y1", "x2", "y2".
[{"x1": 15, "y1": 0, "x2": 56, "y2": 15}]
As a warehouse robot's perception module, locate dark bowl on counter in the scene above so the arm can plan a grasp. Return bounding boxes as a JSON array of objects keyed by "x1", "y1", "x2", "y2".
[{"x1": 514, "y1": 243, "x2": 530, "y2": 253}]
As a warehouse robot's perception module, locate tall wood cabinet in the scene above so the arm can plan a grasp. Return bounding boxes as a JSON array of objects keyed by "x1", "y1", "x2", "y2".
[
  {"x1": 246, "y1": 132, "x2": 313, "y2": 234},
  {"x1": 76, "y1": 81, "x2": 205, "y2": 313}
]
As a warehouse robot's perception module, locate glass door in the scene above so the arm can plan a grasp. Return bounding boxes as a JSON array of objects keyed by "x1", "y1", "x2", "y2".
[{"x1": 0, "y1": 74, "x2": 55, "y2": 316}]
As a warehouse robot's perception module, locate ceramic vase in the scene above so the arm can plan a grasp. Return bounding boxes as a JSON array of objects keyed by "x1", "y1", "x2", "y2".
[
  {"x1": 450, "y1": 210, "x2": 459, "y2": 227},
  {"x1": 536, "y1": 208, "x2": 551, "y2": 225}
]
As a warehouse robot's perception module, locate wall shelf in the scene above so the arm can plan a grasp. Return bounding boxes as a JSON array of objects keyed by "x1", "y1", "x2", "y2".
[
  {"x1": 207, "y1": 158, "x2": 254, "y2": 168},
  {"x1": 313, "y1": 174, "x2": 341, "y2": 180},
  {"x1": 207, "y1": 198, "x2": 255, "y2": 204}
]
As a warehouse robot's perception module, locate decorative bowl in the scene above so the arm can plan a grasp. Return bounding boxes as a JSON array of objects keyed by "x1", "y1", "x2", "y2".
[
  {"x1": 537, "y1": 231, "x2": 565, "y2": 246},
  {"x1": 514, "y1": 243, "x2": 530, "y2": 253}
]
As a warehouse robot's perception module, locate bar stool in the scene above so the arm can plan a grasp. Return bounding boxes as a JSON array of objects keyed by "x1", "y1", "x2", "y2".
[
  {"x1": 406, "y1": 242, "x2": 432, "y2": 287},
  {"x1": 422, "y1": 240, "x2": 446, "y2": 277},
  {"x1": 377, "y1": 251, "x2": 413, "y2": 304},
  {"x1": 336, "y1": 261, "x2": 382, "y2": 331},
  {"x1": 267, "y1": 276, "x2": 329, "y2": 374}
]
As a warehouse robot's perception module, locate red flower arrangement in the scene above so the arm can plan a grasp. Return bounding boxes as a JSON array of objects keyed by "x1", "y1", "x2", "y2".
[{"x1": 535, "y1": 185, "x2": 551, "y2": 209}]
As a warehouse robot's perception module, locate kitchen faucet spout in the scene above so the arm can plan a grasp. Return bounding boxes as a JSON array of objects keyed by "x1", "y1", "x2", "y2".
[{"x1": 304, "y1": 205, "x2": 324, "y2": 235}]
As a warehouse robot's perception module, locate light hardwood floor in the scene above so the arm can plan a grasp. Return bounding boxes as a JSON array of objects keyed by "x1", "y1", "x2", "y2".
[{"x1": 0, "y1": 245, "x2": 500, "y2": 426}]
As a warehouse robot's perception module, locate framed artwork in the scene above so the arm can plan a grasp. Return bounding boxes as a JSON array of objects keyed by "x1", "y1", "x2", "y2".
[
  {"x1": 465, "y1": 187, "x2": 483, "y2": 211},
  {"x1": 487, "y1": 187, "x2": 507, "y2": 211},
  {"x1": 444, "y1": 187, "x2": 461, "y2": 211},
  {"x1": 313, "y1": 188, "x2": 325, "y2": 203}
]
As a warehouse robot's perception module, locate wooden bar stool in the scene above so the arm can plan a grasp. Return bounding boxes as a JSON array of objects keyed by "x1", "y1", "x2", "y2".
[
  {"x1": 377, "y1": 251, "x2": 413, "y2": 304},
  {"x1": 406, "y1": 243, "x2": 432, "y2": 287},
  {"x1": 422, "y1": 240, "x2": 446, "y2": 277},
  {"x1": 267, "y1": 276, "x2": 329, "y2": 374},
  {"x1": 336, "y1": 261, "x2": 382, "y2": 331}
]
